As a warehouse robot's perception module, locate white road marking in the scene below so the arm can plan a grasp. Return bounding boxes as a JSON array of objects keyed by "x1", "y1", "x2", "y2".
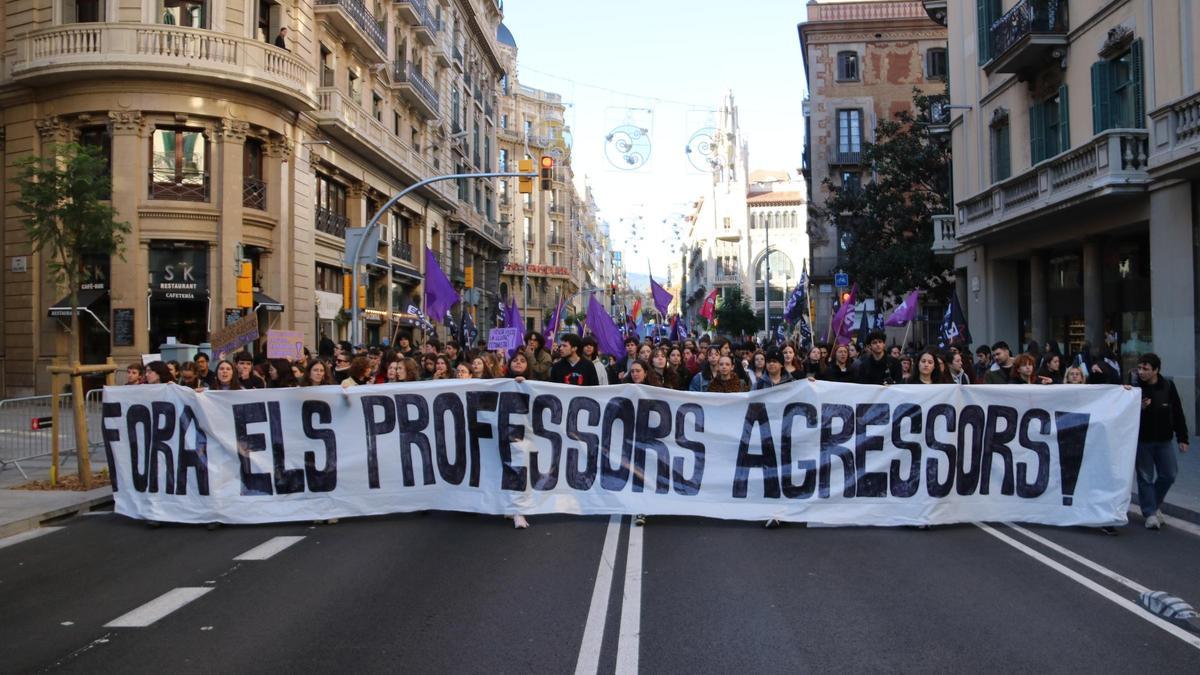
[
  {"x1": 81, "y1": 510, "x2": 111, "y2": 516},
  {"x1": 616, "y1": 519, "x2": 644, "y2": 675},
  {"x1": 104, "y1": 587, "x2": 213, "y2": 628},
  {"x1": 573, "y1": 516, "x2": 623, "y2": 675},
  {"x1": 1003, "y1": 523, "x2": 1151, "y2": 594},
  {"x1": 976, "y1": 524, "x2": 1200, "y2": 650},
  {"x1": 0, "y1": 526, "x2": 64, "y2": 550},
  {"x1": 1128, "y1": 506, "x2": 1200, "y2": 539},
  {"x1": 233, "y1": 536, "x2": 305, "y2": 561}
]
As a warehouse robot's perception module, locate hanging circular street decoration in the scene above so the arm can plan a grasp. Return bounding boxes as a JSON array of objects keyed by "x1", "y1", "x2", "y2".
[
  {"x1": 604, "y1": 125, "x2": 651, "y2": 170},
  {"x1": 685, "y1": 127, "x2": 720, "y2": 173}
]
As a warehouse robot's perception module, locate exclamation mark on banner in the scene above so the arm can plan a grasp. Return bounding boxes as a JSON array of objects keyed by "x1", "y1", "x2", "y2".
[{"x1": 1054, "y1": 411, "x2": 1091, "y2": 506}]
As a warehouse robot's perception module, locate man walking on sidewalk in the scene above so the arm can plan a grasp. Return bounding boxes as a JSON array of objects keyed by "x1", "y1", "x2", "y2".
[{"x1": 1134, "y1": 353, "x2": 1189, "y2": 529}]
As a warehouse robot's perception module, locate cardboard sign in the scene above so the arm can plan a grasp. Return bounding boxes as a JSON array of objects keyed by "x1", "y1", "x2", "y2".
[
  {"x1": 266, "y1": 330, "x2": 305, "y2": 360},
  {"x1": 487, "y1": 327, "x2": 522, "y2": 351},
  {"x1": 211, "y1": 313, "x2": 259, "y2": 358}
]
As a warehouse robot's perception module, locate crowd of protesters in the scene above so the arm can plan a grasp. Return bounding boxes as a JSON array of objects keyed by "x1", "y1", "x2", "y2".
[{"x1": 123, "y1": 328, "x2": 1187, "y2": 534}]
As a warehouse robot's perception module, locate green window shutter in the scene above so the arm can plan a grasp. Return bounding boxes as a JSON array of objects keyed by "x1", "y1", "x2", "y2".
[
  {"x1": 977, "y1": 0, "x2": 989, "y2": 64},
  {"x1": 1059, "y1": 84, "x2": 1070, "y2": 151},
  {"x1": 1091, "y1": 61, "x2": 1112, "y2": 133},
  {"x1": 1030, "y1": 102, "x2": 1045, "y2": 164},
  {"x1": 997, "y1": 125, "x2": 1011, "y2": 181},
  {"x1": 1131, "y1": 38, "x2": 1145, "y2": 127}
]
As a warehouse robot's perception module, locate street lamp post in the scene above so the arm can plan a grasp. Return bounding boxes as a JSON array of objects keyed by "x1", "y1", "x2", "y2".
[
  {"x1": 763, "y1": 216, "x2": 771, "y2": 335},
  {"x1": 349, "y1": 170, "x2": 536, "y2": 346}
]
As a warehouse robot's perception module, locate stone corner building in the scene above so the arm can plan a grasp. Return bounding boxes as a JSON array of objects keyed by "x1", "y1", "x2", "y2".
[
  {"x1": 0, "y1": 0, "x2": 510, "y2": 395},
  {"x1": 931, "y1": 0, "x2": 1200, "y2": 428}
]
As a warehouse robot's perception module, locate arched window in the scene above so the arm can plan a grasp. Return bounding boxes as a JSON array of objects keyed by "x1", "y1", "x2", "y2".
[{"x1": 755, "y1": 250, "x2": 794, "y2": 302}]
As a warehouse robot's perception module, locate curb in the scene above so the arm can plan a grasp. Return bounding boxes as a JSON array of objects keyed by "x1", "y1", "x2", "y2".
[
  {"x1": 1131, "y1": 493, "x2": 1200, "y2": 527},
  {"x1": 0, "y1": 489, "x2": 115, "y2": 540}
]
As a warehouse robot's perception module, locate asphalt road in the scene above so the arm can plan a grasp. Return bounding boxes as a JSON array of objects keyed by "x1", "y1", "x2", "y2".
[{"x1": 3, "y1": 509, "x2": 1200, "y2": 674}]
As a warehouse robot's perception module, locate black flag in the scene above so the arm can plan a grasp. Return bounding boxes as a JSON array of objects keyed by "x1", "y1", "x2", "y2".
[{"x1": 938, "y1": 292, "x2": 972, "y2": 348}]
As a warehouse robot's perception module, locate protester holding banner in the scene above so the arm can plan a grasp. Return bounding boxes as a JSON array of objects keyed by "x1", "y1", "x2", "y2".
[
  {"x1": 1009, "y1": 354, "x2": 1042, "y2": 385},
  {"x1": 650, "y1": 348, "x2": 680, "y2": 389},
  {"x1": 707, "y1": 355, "x2": 747, "y2": 393},
  {"x1": 947, "y1": 351, "x2": 971, "y2": 385},
  {"x1": 208, "y1": 360, "x2": 240, "y2": 391},
  {"x1": 144, "y1": 361, "x2": 173, "y2": 384},
  {"x1": 524, "y1": 332, "x2": 552, "y2": 381},
  {"x1": 625, "y1": 359, "x2": 661, "y2": 387},
  {"x1": 454, "y1": 363, "x2": 473, "y2": 379},
  {"x1": 303, "y1": 360, "x2": 332, "y2": 386},
  {"x1": 985, "y1": 342, "x2": 1015, "y2": 384},
  {"x1": 1038, "y1": 353, "x2": 1064, "y2": 385},
  {"x1": 800, "y1": 346, "x2": 825, "y2": 379},
  {"x1": 906, "y1": 350, "x2": 948, "y2": 385},
  {"x1": 432, "y1": 355, "x2": 453, "y2": 380},
  {"x1": 548, "y1": 334, "x2": 598, "y2": 386},
  {"x1": 688, "y1": 346, "x2": 720, "y2": 392},
  {"x1": 504, "y1": 351, "x2": 531, "y2": 382},
  {"x1": 857, "y1": 332, "x2": 902, "y2": 385},
  {"x1": 178, "y1": 362, "x2": 202, "y2": 390},
  {"x1": 754, "y1": 350, "x2": 793, "y2": 389},
  {"x1": 267, "y1": 359, "x2": 298, "y2": 388},
  {"x1": 1064, "y1": 365, "x2": 1087, "y2": 384},
  {"x1": 470, "y1": 356, "x2": 494, "y2": 379},
  {"x1": 819, "y1": 344, "x2": 856, "y2": 383}
]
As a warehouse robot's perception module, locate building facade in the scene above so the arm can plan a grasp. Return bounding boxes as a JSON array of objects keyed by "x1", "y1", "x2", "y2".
[
  {"x1": 798, "y1": 0, "x2": 948, "y2": 337},
  {"x1": 747, "y1": 170, "x2": 808, "y2": 332},
  {"x1": 0, "y1": 0, "x2": 508, "y2": 395},
  {"x1": 933, "y1": 0, "x2": 1200, "y2": 426},
  {"x1": 494, "y1": 24, "x2": 610, "y2": 336}
]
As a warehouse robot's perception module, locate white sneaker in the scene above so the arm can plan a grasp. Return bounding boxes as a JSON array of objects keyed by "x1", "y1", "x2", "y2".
[
  {"x1": 1145, "y1": 513, "x2": 1161, "y2": 530},
  {"x1": 513, "y1": 514, "x2": 530, "y2": 529}
]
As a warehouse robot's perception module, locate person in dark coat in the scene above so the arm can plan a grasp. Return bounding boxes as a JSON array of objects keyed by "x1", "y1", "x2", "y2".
[
  {"x1": 1133, "y1": 353, "x2": 1189, "y2": 529},
  {"x1": 273, "y1": 26, "x2": 289, "y2": 50},
  {"x1": 856, "y1": 331, "x2": 902, "y2": 385}
]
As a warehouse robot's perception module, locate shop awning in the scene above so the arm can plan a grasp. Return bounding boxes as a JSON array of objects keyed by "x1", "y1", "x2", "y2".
[
  {"x1": 391, "y1": 263, "x2": 422, "y2": 282},
  {"x1": 254, "y1": 291, "x2": 285, "y2": 313},
  {"x1": 47, "y1": 289, "x2": 110, "y2": 332}
]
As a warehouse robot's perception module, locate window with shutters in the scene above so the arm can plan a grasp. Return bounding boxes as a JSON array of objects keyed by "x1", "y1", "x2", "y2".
[
  {"x1": 976, "y1": 0, "x2": 1003, "y2": 64},
  {"x1": 926, "y1": 48, "x2": 947, "y2": 80},
  {"x1": 1091, "y1": 39, "x2": 1145, "y2": 132},
  {"x1": 836, "y1": 109, "x2": 862, "y2": 154},
  {"x1": 836, "y1": 51, "x2": 859, "y2": 82},
  {"x1": 1030, "y1": 86, "x2": 1069, "y2": 164},
  {"x1": 990, "y1": 111, "x2": 1011, "y2": 183}
]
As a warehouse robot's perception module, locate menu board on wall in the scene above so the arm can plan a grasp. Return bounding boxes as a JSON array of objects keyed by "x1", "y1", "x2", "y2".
[{"x1": 112, "y1": 308, "x2": 135, "y2": 347}]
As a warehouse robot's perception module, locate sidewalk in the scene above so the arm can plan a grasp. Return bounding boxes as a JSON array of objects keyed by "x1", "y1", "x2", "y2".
[
  {"x1": 0, "y1": 453, "x2": 113, "y2": 539},
  {"x1": 1145, "y1": 435, "x2": 1200, "y2": 524}
]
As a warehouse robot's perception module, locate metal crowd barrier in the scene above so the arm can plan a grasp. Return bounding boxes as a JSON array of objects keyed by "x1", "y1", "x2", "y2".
[
  {"x1": 0, "y1": 389, "x2": 109, "y2": 479},
  {"x1": 0, "y1": 393, "x2": 77, "y2": 478}
]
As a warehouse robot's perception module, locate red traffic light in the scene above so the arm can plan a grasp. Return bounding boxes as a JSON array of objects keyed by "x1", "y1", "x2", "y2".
[{"x1": 540, "y1": 156, "x2": 554, "y2": 169}]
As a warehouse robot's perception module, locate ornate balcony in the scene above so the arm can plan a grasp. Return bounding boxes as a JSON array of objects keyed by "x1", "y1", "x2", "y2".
[
  {"x1": 316, "y1": 206, "x2": 349, "y2": 238},
  {"x1": 391, "y1": 61, "x2": 439, "y2": 120},
  {"x1": 8, "y1": 24, "x2": 316, "y2": 110},
  {"x1": 314, "y1": 87, "x2": 455, "y2": 207},
  {"x1": 931, "y1": 214, "x2": 956, "y2": 254},
  {"x1": 827, "y1": 145, "x2": 863, "y2": 166},
  {"x1": 393, "y1": 240, "x2": 413, "y2": 262},
  {"x1": 985, "y1": 0, "x2": 1068, "y2": 76},
  {"x1": 547, "y1": 233, "x2": 566, "y2": 249},
  {"x1": 956, "y1": 129, "x2": 1149, "y2": 242},
  {"x1": 1148, "y1": 91, "x2": 1200, "y2": 177},
  {"x1": 398, "y1": 0, "x2": 441, "y2": 45},
  {"x1": 315, "y1": 0, "x2": 387, "y2": 59}
]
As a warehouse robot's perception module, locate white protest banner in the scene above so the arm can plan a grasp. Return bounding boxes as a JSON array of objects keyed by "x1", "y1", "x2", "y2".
[
  {"x1": 98, "y1": 381, "x2": 1140, "y2": 527},
  {"x1": 266, "y1": 330, "x2": 305, "y2": 360}
]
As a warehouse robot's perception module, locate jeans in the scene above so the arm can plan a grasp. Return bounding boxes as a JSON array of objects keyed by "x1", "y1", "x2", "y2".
[{"x1": 1135, "y1": 440, "x2": 1179, "y2": 517}]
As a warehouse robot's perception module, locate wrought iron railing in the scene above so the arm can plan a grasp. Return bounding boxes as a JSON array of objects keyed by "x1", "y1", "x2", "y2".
[
  {"x1": 393, "y1": 239, "x2": 413, "y2": 261},
  {"x1": 315, "y1": 0, "x2": 386, "y2": 54},
  {"x1": 149, "y1": 170, "x2": 209, "y2": 201},
  {"x1": 989, "y1": 0, "x2": 1066, "y2": 61},
  {"x1": 393, "y1": 61, "x2": 440, "y2": 114},
  {"x1": 316, "y1": 206, "x2": 349, "y2": 238},
  {"x1": 242, "y1": 176, "x2": 267, "y2": 210}
]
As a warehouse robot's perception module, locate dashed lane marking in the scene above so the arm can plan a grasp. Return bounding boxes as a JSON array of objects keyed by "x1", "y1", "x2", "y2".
[
  {"x1": 233, "y1": 536, "x2": 306, "y2": 561},
  {"x1": 104, "y1": 587, "x2": 213, "y2": 628}
]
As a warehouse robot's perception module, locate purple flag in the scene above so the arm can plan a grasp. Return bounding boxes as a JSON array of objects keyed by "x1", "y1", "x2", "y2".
[
  {"x1": 503, "y1": 300, "x2": 524, "y2": 357},
  {"x1": 423, "y1": 247, "x2": 460, "y2": 323},
  {"x1": 544, "y1": 297, "x2": 564, "y2": 342},
  {"x1": 884, "y1": 290, "x2": 920, "y2": 327},
  {"x1": 649, "y1": 276, "x2": 673, "y2": 316},
  {"x1": 830, "y1": 284, "x2": 858, "y2": 345},
  {"x1": 586, "y1": 295, "x2": 625, "y2": 358}
]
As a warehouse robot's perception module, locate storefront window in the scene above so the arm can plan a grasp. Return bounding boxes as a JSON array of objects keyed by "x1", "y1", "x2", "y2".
[{"x1": 148, "y1": 243, "x2": 210, "y2": 349}]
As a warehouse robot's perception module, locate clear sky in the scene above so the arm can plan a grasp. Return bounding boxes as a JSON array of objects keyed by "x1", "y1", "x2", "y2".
[{"x1": 500, "y1": 0, "x2": 810, "y2": 284}]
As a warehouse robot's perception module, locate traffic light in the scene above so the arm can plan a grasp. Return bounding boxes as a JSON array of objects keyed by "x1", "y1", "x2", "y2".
[
  {"x1": 359, "y1": 284, "x2": 367, "y2": 310},
  {"x1": 464, "y1": 266, "x2": 474, "y2": 288},
  {"x1": 540, "y1": 156, "x2": 554, "y2": 190},
  {"x1": 342, "y1": 272, "x2": 352, "y2": 310},
  {"x1": 236, "y1": 260, "x2": 253, "y2": 309},
  {"x1": 518, "y1": 158, "x2": 533, "y2": 194}
]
